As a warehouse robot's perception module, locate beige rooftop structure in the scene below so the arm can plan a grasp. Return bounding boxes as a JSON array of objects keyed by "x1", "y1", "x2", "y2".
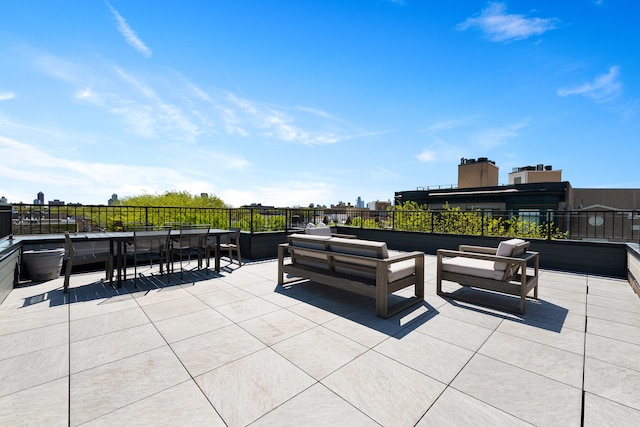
[
  {"x1": 458, "y1": 157, "x2": 499, "y2": 189},
  {"x1": 509, "y1": 164, "x2": 563, "y2": 185}
]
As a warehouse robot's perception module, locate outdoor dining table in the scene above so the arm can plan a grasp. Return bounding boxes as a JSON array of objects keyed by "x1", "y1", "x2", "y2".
[{"x1": 107, "y1": 228, "x2": 233, "y2": 288}]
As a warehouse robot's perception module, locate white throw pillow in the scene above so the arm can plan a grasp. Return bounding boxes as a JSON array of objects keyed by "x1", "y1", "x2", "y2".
[
  {"x1": 494, "y1": 238, "x2": 527, "y2": 270},
  {"x1": 305, "y1": 227, "x2": 332, "y2": 236}
]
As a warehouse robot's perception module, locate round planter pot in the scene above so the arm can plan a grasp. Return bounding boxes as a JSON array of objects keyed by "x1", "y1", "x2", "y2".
[{"x1": 23, "y1": 248, "x2": 65, "y2": 281}]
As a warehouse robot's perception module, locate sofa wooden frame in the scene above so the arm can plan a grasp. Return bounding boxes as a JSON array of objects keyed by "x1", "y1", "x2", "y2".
[
  {"x1": 278, "y1": 236, "x2": 425, "y2": 318},
  {"x1": 436, "y1": 244, "x2": 539, "y2": 314}
]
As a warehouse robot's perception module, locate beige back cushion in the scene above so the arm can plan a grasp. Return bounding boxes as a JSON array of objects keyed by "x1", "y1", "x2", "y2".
[
  {"x1": 494, "y1": 239, "x2": 529, "y2": 271},
  {"x1": 288, "y1": 234, "x2": 331, "y2": 250},
  {"x1": 329, "y1": 237, "x2": 388, "y2": 259}
]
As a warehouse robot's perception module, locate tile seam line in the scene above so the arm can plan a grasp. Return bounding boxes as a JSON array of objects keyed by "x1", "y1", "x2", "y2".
[
  {"x1": 121, "y1": 279, "x2": 228, "y2": 423},
  {"x1": 67, "y1": 291, "x2": 71, "y2": 427},
  {"x1": 581, "y1": 281, "x2": 589, "y2": 427},
  {"x1": 416, "y1": 315, "x2": 534, "y2": 427}
]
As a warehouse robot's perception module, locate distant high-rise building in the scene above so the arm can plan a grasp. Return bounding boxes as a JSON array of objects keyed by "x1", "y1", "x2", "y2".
[
  {"x1": 34, "y1": 191, "x2": 44, "y2": 205},
  {"x1": 108, "y1": 193, "x2": 118, "y2": 205},
  {"x1": 0, "y1": 196, "x2": 7, "y2": 205},
  {"x1": 356, "y1": 196, "x2": 365, "y2": 208}
]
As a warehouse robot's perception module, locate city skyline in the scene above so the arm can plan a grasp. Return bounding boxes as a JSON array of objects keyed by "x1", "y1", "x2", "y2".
[{"x1": 1, "y1": 1, "x2": 639, "y2": 207}]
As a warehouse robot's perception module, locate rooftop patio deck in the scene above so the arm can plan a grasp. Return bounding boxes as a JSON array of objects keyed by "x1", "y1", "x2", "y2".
[{"x1": 1, "y1": 256, "x2": 639, "y2": 426}]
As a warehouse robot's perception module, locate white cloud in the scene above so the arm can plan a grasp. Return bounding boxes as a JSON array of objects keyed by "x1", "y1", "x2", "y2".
[
  {"x1": 0, "y1": 92, "x2": 15, "y2": 101},
  {"x1": 456, "y1": 2, "x2": 559, "y2": 42},
  {"x1": 417, "y1": 150, "x2": 437, "y2": 163},
  {"x1": 296, "y1": 105, "x2": 336, "y2": 119},
  {"x1": 0, "y1": 135, "x2": 217, "y2": 204},
  {"x1": 227, "y1": 93, "x2": 354, "y2": 145},
  {"x1": 34, "y1": 53, "x2": 88, "y2": 83},
  {"x1": 107, "y1": 2, "x2": 152, "y2": 57},
  {"x1": 423, "y1": 117, "x2": 476, "y2": 133},
  {"x1": 34, "y1": 48, "x2": 357, "y2": 146},
  {"x1": 557, "y1": 66, "x2": 622, "y2": 102},
  {"x1": 73, "y1": 66, "x2": 201, "y2": 141},
  {"x1": 472, "y1": 119, "x2": 530, "y2": 149}
]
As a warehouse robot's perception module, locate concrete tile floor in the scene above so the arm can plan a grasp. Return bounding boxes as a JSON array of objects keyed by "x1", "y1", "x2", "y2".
[{"x1": 1, "y1": 256, "x2": 639, "y2": 426}]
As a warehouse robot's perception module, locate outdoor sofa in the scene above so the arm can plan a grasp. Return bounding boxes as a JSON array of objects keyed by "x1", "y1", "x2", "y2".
[{"x1": 278, "y1": 233, "x2": 424, "y2": 318}]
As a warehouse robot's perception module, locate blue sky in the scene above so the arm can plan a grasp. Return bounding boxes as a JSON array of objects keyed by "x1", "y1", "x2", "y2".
[{"x1": 1, "y1": 1, "x2": 638, "y2": 207}]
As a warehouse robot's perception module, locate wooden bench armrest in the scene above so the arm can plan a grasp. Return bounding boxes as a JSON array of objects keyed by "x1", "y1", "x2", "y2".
[{"x1": 382, "y1": 251, "x2": 425, "y2": 264}]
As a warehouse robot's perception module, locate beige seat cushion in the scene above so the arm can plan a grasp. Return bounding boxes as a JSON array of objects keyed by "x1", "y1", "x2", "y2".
[
  {"x1": 334, "y1": 258, "x2": 416, "y2": 282},
  {"x1": 442, "y1": 257, "x2": 505, "y2": 280}
]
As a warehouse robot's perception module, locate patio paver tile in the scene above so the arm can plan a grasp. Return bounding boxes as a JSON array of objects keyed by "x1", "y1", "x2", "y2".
[
  {"x1": 70, "y1": 306, "x2": 150, "y2": 342},
  {"x1": 84, "y1": 380, "x2": 226, "y2": 427},
  {"x1": 196, "y1": 286, "x2": 256, "y2": 309},
  {"x1": 170, "y1": 323, "x2": 266, "y2": 377},
  {"x1": 0, "y1": 303, "x2": 68, "y2": 335},
  {"x1": 584, "y1": 357, "x2": 640, "y2": 411},
  {"x1": 0, "y1": 321, "x2": 68, "y2": 360},
  {"x1": 70, "y1": 346, "x2": 190, "y2": 425},
  {"x1": 587, "y1": 293, "x2": 640, "y2": 313},
  {"x1": 129, "y1": 285, "x2": 194, "y2": 307},
  {"x1": 322, "y1": 350, "x2": 445, "y2": 427},
  {"x1": 69, "y1": 293, "x2": 138, "y2": 321},
  {"x1": 586, "y1": 303, "x2": 640, "y2": 328},
  {"x1": 496, "y1": 316, "x2": 586, "y2": 355},
  {"x1": 0, "y1": 377, "x2": 68, "y2": 427},
  {"x1": 153, "y1": 307, "x2": 232, "y2": 343},
  {"x1": 451, "y1": 354, "x2": 582, "y2": 426},
  {"x1": 585, "y1": 333, "x2": 640, "y2": 372},
  {"x1": 251, "y1": 383, "x2": 378, "y2": 427},
  {"x1": 0, "y1": 343, "x2": 68, "y2": 398},
  {"x1": 70, "y1": 322, "x2": 166, "y2": 373},
  {"x1": 238, "y1": 308, "x2": 317, "y2": 346},
  {"x1": 195, "y1": 347, "x2": 315, "y2": 427},
  {"x1": 435, "y1": 301, "x2": 507, "y2": 331},
  {"x1": 140, "y1": 294, "x2": 210, "y2": 322},
  {"x1": 323, "y1": 308, "x2": 405, "y2": 348},
  {"x1": 583, "y1": 392, "x2": 640, "y2": 427},
  {"x1": 374, "y1": 330, "x2": 474, "y2": 384},
  {"x1": 271, "y1": 326, "x2": 367, "y2": 380},
  {"x1": 478, "y1": 331, "x2": 584, "y2": 388},
  {"x1": 214, "y1": 296, "x2": 281, "y2": 323},
  {"x1": 417, "y1": 386, "x2": 533, "y2": 426},
  {"x1": 412, "y1": 312, "x2": 493, "y2": 351},
  {"x1": 587, "y1": 316, "x2": 640, "y2": 346}
]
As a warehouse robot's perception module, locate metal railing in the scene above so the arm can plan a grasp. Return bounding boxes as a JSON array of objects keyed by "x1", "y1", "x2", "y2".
[{"x1": 5, "y1": 204, "x2": 640, "y2": 243}]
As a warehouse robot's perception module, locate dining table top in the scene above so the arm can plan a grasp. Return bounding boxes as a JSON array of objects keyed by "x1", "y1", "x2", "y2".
[{"x1": 15, "y1": 228, "x2": 233, "y2": 243}]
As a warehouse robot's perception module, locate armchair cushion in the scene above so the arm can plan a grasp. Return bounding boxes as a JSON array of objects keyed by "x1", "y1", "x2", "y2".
[
  {"x1": 494, "y1": 238, "x2": 528, "y2": 271},
  {"x1": 442, "y1": 257, "x2": 505, "y2": 280}
]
